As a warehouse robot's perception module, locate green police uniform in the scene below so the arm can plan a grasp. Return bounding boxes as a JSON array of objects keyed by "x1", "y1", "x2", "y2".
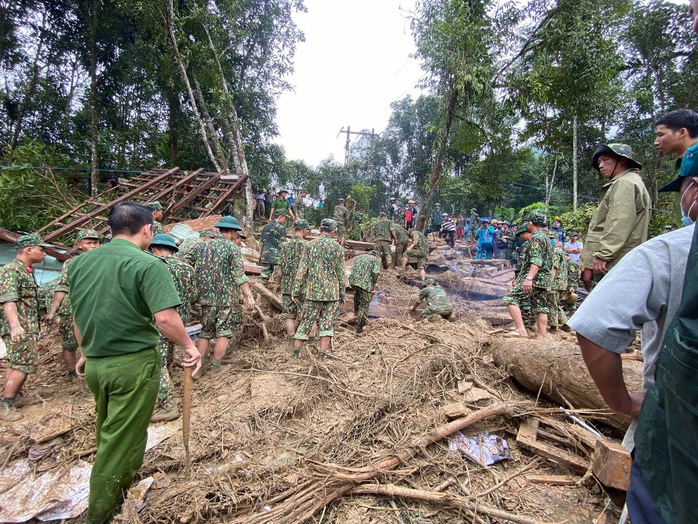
[
  {"x1": 391, "y1": 223, "x2": 410, "y2": 269},
  {"x1": 0, "y1": 259, "x2": 40, "y2": 374},
  {"x1": 416, "y1": 284, "x2": 453, "y2": 319},
  {"x1": 259, "y1": 220, "x2": 287, "y2": 284},
  {"x1": 67, "y1": 237, "x2": 181, "y2": 524},
  {"x1": 374, "y1": 218, "x2": 393, "y2": 269},
  {"x1": 279, "y1": 235, "x2": 308, "y2": 319},
  {"x1": 270, "y1": 197, "x2": 292, "y2": 218},
  {"x1": 349, "y1": 253, "x2": 380, "y2": 330},
  {"x1": 405, "y1": 231, "x2": 429, "y2": 269},
  {"x1": 502, "y1": 230, "x2": 553, "y2": 316},
  {"x1": 293, "y1": 235, "x2": 345, "y2": 340}
]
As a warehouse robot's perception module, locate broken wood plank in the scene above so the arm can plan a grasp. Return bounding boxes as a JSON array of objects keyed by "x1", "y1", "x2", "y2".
[
  {"x1": 28, "y1": 404, "x2": 73, "y2": 444},
  {"x1": 591, "y1": 439, "x2": 631, "y2": 491},
  {"x1": 516, "y1": 418, "x2": 590, "y2": 473},
  {"x1": 526, "y1": 474, "x2": 579, "y2": 486}
]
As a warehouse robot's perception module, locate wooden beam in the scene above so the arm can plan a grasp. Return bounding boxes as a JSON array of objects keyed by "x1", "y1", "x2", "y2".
[{"x1": 516, "y1": 418, "x2": 590, "y2": 473}]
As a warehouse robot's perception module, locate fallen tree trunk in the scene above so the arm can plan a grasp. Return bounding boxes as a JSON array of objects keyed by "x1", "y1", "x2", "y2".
[
  {"x1": 252, "y1": 282, "x2": 283, "y2": 311},
  {"x1": 492, "y1": 339, "x2": 642, "y2": 431}
]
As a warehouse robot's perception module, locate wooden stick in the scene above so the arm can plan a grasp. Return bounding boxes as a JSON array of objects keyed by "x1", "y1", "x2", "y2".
[
  {"x1": 253, "y1": 305, "x2": 270, "y2": 341},
  {"x1": 252, "y1": 282, "x2": 283, "y2": 310},
  {"x1": 182, "y1": 366, "x2": 192, "y2": 474}
]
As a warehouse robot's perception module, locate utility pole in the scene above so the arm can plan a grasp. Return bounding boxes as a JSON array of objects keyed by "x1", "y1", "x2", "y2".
[{"x1": 337, "y1": 126, "x2": 376, "y2": 164}]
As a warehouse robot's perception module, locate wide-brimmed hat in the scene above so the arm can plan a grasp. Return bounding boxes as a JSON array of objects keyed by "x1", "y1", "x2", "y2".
[
  {"x1": 515, "y1": 224, "x2": 528, "y2": 236},
  {"x1": 591, "y1": 143, "x2": 642, "y2": 171},
  {"x1": 150, "y1": 234, "x2": 179, "y2": 251},
  {"x1": 215, "y1": 216, "x2": 243, "y2": 231}
]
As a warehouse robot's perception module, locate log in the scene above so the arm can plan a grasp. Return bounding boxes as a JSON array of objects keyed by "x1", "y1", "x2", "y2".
[
  {"x1": 252, "y1": 282, "x2": 283, "y2": 311},
  {"x1": 435, "y1": 276, "x2": 510, "y2": 299},
  {"x1": 492, "y1": 339, "x2": 642, "y2": 431},
  {"x1": 244, "y1": 264, "x2": 261, "y2": 276},
  {"x1": 253, "y1": 305, "x2": 270, "y2": 341},
  {"x1": 516, "y1": 418, "x2": 589, "y2": 473}
]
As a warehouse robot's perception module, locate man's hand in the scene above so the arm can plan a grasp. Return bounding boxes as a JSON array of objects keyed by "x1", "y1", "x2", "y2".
[
  {"x1": 76, "y1": 354, "x2": 87, "y2": 377},
  {"x1": 593, "y1": 257, "x2": 609, "y2": 274},
  {"x1": 182, "y1": 343, "x2": 201, "y2": 376},
  {"x1": 522, "y1": 279, "x2": 533, "y2": 293},
  {"x1": 10, "y1": 324, "x2": 26, "y2": 343},
  {"x1": 45, "y1": 312, "x2": 55, "y2": 324},
  {"x1": 624, "y1": 391, "x2": 646, "y2": 419}
]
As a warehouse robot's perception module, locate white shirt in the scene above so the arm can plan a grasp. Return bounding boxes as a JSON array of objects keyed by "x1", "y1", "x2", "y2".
[{"x1": 564, "y1": 240, "x2": 583, "y2": 263}]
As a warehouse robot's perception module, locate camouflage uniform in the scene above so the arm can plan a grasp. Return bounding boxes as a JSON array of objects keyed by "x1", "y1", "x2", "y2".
[
  {"x1": 293, "y1": 235, "x2": 345, "y2": 340},
  {"x1": 467, "y1": 210, "x2": 480, "y2": 242},
  {"x1": 391, "y1": 223, "x2": 410, "y2": 269},
  {"x1": 294, "y1": 198, "x2": 307, "y2": 219},
  {"x1": 416, "y1": 285, "x2": 453, "y2": 318},
  {"x1": 405, "y1": 231, "x2": 429, "y2": 269},
  {"x1": 54, "y1": 256, "x2": 79, "y2": 351},
  {"x1": 259, "y1": 220, "x2": 287, "y2": 284},
  {"x1": 502, "y1": 230, "x2": 553, "y2": 316},
  {"x1": 563, "y1": 259, "x2": 580, "y2": 315},
  {"x1": 0, "y1": 259, "x2": 40, "y2": 374},
  {"x1": 548, "y1": 244, "x2": 568, "y2": 327},
  {"x1": 334, "y1": 204, "x2": 349, "y2": 238},
  {"x1": 177, "y1": 238, "x2": 204, "y2": 265},
  {"x1": 194, "y1": 237, "x2": 249, "y2": 339},
  {"x1": 348, "y1": 253, "x2": 380, "y2": 328},
  {"x1": 152, "y1": 220, "x2": 165, "y2": 235},
  {"x1": 373, "y1": 218, "x2": 393, "y2": 269},
  {"x1": 279, "y1": 235, "x2": 307, "y2": 319}
]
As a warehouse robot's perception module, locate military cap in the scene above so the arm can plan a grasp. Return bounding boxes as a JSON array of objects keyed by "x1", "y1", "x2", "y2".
[
  {"x1": 503, "y1": 221, "x2": 510, "y2": 226},
  {"x1": 299, "y1": 188, "x2": 308, "y2": 194},
  {"x1": 369, "y1": 249, "x2": 379, "y2": 257},
  {"x1": 273, "y1": 210, "x2": 286, "y2": 219},
  {"x1": 660, "y1": 141, "x2": 698, "y2": 192},
  {"x1": 435, "y1": 203, "x2": 441, "y2": 206},
  {"x1": 338, "y1": 198, "x2": 345, "y2": 203},
  {"x1": 150, "y1": 233, "x2": 179, "y2": 251},
  {"x1": 321, "y1": 218, "x2": 338, "y2": 231},
  {"x1": 390, "y1": 197, "x2": 397, "y2": 201},
  {"x1": 76, "y1": 229, "x2": 100, "y2": 241},
  {"x1": 547, "y1": 230, "x2": 558, "y2": 239},
  {"x1": 146, "y1": 201, "x2": 163, "y2": 210},
  {"x1": 423, "y1": 278, "x2": 436, "y2": 286},
  {"x1": 482, "y1": 218, "x2": 490, "y2": 223},
  {"x1": 16, "y1": 233, "x2": 50, "y2": 248},
  {"x1": 379, "y1": 211, "x2": 387, "y2": 217},
  {"x1": 238, "y1": 232, "x2": 247, "y2": 239},
  {"x1": 524, "y1": 212, "x2": 547, "y2": 226},
  {"x1": 515, "y1": 224, "x2": 528, "y2": 236},
  {"x1": 569, "y1": 231, "x2": 579, "y2": 237},
  {"x1": 215, "y1": 215, "x2": 243, "y2": 231},
  {"x1": 278, "y1": 189, "x2": 289, "y2": 194},
  {"x1": 592, "y1": 143, "x2": 642, "y2": 171},
  {"x1": 293, "y1": 219, "x2": 310, "y2": 229}
]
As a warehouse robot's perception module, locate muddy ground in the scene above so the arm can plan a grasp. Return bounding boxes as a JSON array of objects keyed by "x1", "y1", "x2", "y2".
[{"x1": 0, "y1": 243, "x2": 630, "y2": 524}]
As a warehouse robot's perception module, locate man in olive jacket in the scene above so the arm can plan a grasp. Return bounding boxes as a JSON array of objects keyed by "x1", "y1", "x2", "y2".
[{"x1": 581, "y1": 143, "x2": 651, "y2": 289}]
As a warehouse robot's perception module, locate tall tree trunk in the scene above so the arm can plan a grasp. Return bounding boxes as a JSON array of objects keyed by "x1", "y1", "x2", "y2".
[
  {"x1": 89, "y1": 0, "x2": 99, "y2": 197},
  {"x1": 545, "y1": 157, "x2": 558, "y2": 212},
  {"x1": 192, "y1": 77, "x2": 229, "y2": 171},
  {"x1": 572, "y1": 115, "x2": 578, "y2": 210},
  {"x1": 167, "y1": 90, "x2": 180, "y2": 165}
]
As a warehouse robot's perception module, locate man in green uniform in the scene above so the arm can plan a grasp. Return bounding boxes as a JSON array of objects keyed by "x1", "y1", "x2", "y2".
[
  {"x1": 259, "y1": 210, "x2": 287, "y2": 284},
  {"x1": 149, "y1": 234, "x2": 196, "y2": 422},
  {"x1": 195, "y1": 216, "x2": 255, "y2": 373},
  {"x1": 293, "y1": 189, "x2": 309, "y2": 219},
  {"x1": 547, "y1": 230, "x2": 568, "y2": 330},
  {"x1": 410, "y1": 279, "x2": 454, "y2": 320},
  {"x1": 503, "y1": 213, "x2": 553, "y2": 339},
  {"x1": 0, "y1": 233, "x2": 48, "y2": 421},
  {"x1": 391, "y1": 221, "x2": 410, "y2": 270},
  {"x1": 333, "y1": 198, "x2": 349, "y2": 245},
  {"x1": 146, "y1": 201, "x2": 165, "y2": 234},
  {"x1": 349, "y1": 250, "x2": 380, "y2": 334},
  {"x1": 269, "y1": 189, "x2": 294, "y2": 222},
  {"x1": 467, "y1": 208, "x2": 480, "y2": 242},
  {"x1": 46, "y1": 229, "x2": 101, "y2": 380},
  {"x1": 279, "y1": 219, "x2": 310, "y2": 354},
  {"x1": 374, "y1": 211, "x2": 395, "y2": 270},
  {"x1": 581, "y1": 143, "x2": 651, "y2": 289},
  {"x1": 292, "y1": 219, "x2": 345, "y2": 358},
  {"x1": 68, "y1": 202, "x2": 201, "y2": 523},
  {"x1": 405, "y1": 229, "x2": 429, "y2": 280}
]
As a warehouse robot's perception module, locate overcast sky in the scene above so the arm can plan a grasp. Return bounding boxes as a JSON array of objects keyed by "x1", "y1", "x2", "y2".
[{"x1": 274, "y1": 0, "x2": 425, "y2": 167}]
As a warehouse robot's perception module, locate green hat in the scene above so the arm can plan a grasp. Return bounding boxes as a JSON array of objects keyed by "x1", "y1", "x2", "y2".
[
  {"x1": 524, "y1": 212, "x2": 547, "y2": 226},
  {"x1": 547, "y1": 230, "x2": 558, "y2": 239},
  {"x1": 569, "y1": 231, "x2": 579, "y2": 237},
  {"x1": 591, "y1": 143, "x2": 642, "y2": 171},
  {"x1": 321, "y1": 218, "x2": 337, "y2": 231},
  {"x1": 17, "y1": 233, "x2": 50, "y2": 248},
  {"x1": 146, "y1": 201, "x2": 163, "y2": 210},
  {"x1": 423, "y1": 278, "x2": 436, "y2": 286},
  {"x1": 215, "y1": 215, "x2": 243, "y2": 231},
  {"x1": 515, "y1": 224, "x2": 528, "y2": 236},
  {"x1": 273, "y1": 210, "x2": 287, "y2": 219},
  {"x1": 379, "y1": 211, "x2": 387, "y2": 217},
  {"x1": 293, "y1": 219, "x2": 310, "y2": 229},
  {"x1": 338, "y1": 198, "x2": 345, "y2": 203},
  {"x1": 150, "y1": 234, "x2": 179, "y2": 251},
  {"x1": 660, "y1": 141, "x2": 698, "y2": 192},
  {"x1": 369, "y1": 249, "x2": 379, "y2": 257},
  {"x1": 471, "y1": 208, "x2": 477, "y2": 212},
  {"x1": 76, "y1": 229, "x2": 100, "y2": 241}
]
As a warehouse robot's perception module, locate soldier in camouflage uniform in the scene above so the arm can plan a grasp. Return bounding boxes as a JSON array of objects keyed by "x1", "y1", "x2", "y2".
[
  {"x1": 177, "y1": 230, "x2": 215, "y2": 266},
  {"x1": 146, "y1": 201, "x2": 165, "y2": 234},
  {"x1": 149, "y1": 234, "x2": 197, "y2": 421},
  {"x1": 293, "y1": 189, "x2": 309, "y2": 219},
  {"x1": 349, "y1": 250, "x2": 380, "y2": 334},
  {"x1": 510, "y1": 225, "x2": 533, "y2": 326},
  {"x1": 46, "y1": 229, "x2": 101, "y2": 380},
  {"x1": 391, "y1": 221, "x2": 410, "y2": 270},
  {"x1": 333, "y1": 198, "x2": 349, "y2": 245},
  {"x1": 503, "y1": 213, "x2": 553, "y2": 339},
  {"x1": 467, "y1": 208, "x2": 480, "y2": 242},
  {"x1": 292, "y1": 218, "x2": 345, "y2": 358},
  {"x1": 374, "y1": 212, "x2": 396, "y2": 270},
  {"x1": 195, "y1": 216, "x2": 255, "y2": 374},
  {"x1": 259, "y1": 211, "x2": 287, "y2": 284},
  {"x1": 405, "y1": 229, "x2": 429, "y2": 280},
  {"x1": 279, "y1": 219, "x2": 311, "y2": 353},
  {"x1": 410, "y1": 279, "x2": 454, "y2": 320},
  {"x1": 562, "y1": 255, "x2": 580, "y2": 321},
  {"x1": 547, "y1": 230, "x2": 568, "y2": 330},
  {"x1": 0, "y1": 234, "x2": 49, "y2": 421}
]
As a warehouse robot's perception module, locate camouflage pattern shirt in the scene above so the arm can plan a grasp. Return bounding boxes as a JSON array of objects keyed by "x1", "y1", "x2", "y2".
[
  {"x1": 333, "y1": 204, "x2": 349, "y2": 225},
  {"x1": 163, "y1": 255, "x2": 197, "y2": 324},
  {"x1": 54, "y1": 254, "x2": 81, "y2": 316},
  {"x1": 292, "y1": 235, "x2": 346, "y2": 301},
  {"x1": 374, "y1": 219, "x2": 393, "y2": 242},
  {"x1": 567, "y1": 259, "x2": 580, "y2": 291},
  {"x1": 260, "y1": 221, "x2": 287, "y2": 265},
  {"x1": 411, "y1": 231, "x2": 429, "y2": 256},
  {"x1": 349, "y1": 254, "x2": 380, "y2": 292},
  {"x1": 153, "y1": 220, "x2": 165, "y2": 235},
  {"x1": 552, "y1": 245, "x2": 568, "y2": 291},
  {"x1": 194, "y1": 237, "x2": 249, "y2": 306},
  {"x1": 417, "y1": 286, "x2": 453, "y2": 311},
  {"x1": 177, "y1": 238, "x2": 205, "y2": 267},
  {"x1": 279, "y1": 236, "x2": 307, "y2": 295},
  {"x1": 293, "y1": 199, "x2": 307, "y2": 219},
  {"x1": 392, "y1": 223, "x2": 410, "y2": 245},
  {"x1": 0, "y1": 259, "x2": 40, "y2": 336},
  {"x1": 526, "y1": 230, "x2": 553, "y2": 289}
]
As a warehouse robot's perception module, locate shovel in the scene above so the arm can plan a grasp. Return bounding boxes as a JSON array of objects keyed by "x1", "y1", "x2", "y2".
[{"x1": 182, "y1": 366, "x2": 192, "y2": 473}]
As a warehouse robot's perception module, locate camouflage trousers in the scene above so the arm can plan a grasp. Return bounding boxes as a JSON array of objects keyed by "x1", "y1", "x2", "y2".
[
  {"x1": 374, "y1": 240, "x2": 392, "y2": 269},
  {"x1": 200, "y1": 305, "x2": 242, "y2": 339},
  {"x1": 2, "y1": 334, "x2": 38, "y2": 374},
  {"x1": 548, "y1": 289, "x2": 568, "y2": 327},
  {"x1": 260, "y1": 263, "x2": 278, "y2": 284},
  {"x1": 394, "y1": 242, "x2": 408, "y2": 269},
  {"x1": 421, "y1": 305, "x2": 453, "y2": 319},
  {"x1": 156, "y1": 337, "x2": 175, "y2": 409},
  {"x1": 405, "y1": 249, "x2": 427, "y2": 269},
  {"x1": 294, "y1": 300, "x2": 339, "y2": 340},
  {"x1": 353, "y1": 287, "x2": 372, "y2": 324},
  {"x1": 58, "y1": 314, "x2": 78, "y2": 351},
  {"x1": 336, "y1": 223, "x2": 346, "y2": 238},
  {"x1": 282, "y1": 294, "x2": 301, "y2": 320},
  {"x1": 502, "y1": 285, "x2": 549, "y2": 316}
]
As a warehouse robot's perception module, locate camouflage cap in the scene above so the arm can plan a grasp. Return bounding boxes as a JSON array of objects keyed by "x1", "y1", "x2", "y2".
[
  {"x1": 524, "y1": 212, "x2": 547, "y2": 226},
  {"x1": 293, "y1": 219, "x2": 310, "y2": 229},
  {"x1": 569, "y1": 231, "x2": 580, "y2": 237},
  {"x1": 299, "y1": 188, "x2": 308, "y2": 194},
  {"x1": 215, "y1": 215, "x2": 243, "y2": 231},
  {"x1": 423, "y1": 278, "x2": 436, "y2": 286},
  {"x1": 515, "y1": 224, "x2": 528, "y2": 236},
  {"x1": 321, "y1": 218, "x2": 337, "y2": 231},
  {"x1": 76, "y1": 229, "x2": 100, "y2": 241},
  {"x1": 591, "y1": 143, "x2": 642, "y2": 171},
  {"x1": 150, "y1": 233, "x2": 179, "y2": 251},
  {"x1": 379, "y1": 211, "x2": 387, "y2": 217},
  {"x1": 273, "y1": 210, "x2": 286, "y2": 219},
  {"x1": 547, "y1": 230, "x2": 558, "y2": 239},
  {"x1": 146, "y1": 201, "x2": 163, "y2": 210},
  {"x1": 17, "y1": 233, "x2": 50, "y2": 248},
  {"x1": 369, "y1": 249, "x2": 379, "y2": 257}
]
